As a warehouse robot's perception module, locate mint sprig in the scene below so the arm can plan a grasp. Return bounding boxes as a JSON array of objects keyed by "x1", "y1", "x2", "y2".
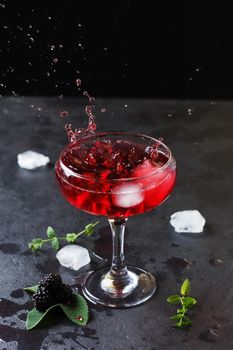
[
  {"x1": 28, "y1": 221, "x2": 99, "y2": 252},
  {"x1": 167, "y1": 279, "x2": 197, "y2": 328}
]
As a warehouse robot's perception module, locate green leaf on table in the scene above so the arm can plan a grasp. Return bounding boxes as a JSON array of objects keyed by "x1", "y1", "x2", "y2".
[
  {"x1": 84, "y1": 222, "x2": 98, "y2": 236},
  {"x1": 167, "y1": 295, "x2": 180, "y2": 305},
  {"x1": 24, "y1": 285, "x2": 38, "y2": 293},
  {"x1": 177, "y1": 307, "x2": 185, "y2": 314},
  {"x1": 182, "y1": 296, "x2": 197, "y2": 308},
  {"x1": 168, "y1": 279, "x2": 197, "y2": 329},
  {"x1": 170, "y1": 314, "x2": 183, "y2": 321},
  {"x1": 60, "y1": 294, "x2": 89, "y2": 326},
  {"x1": 26, "y1": 304, "x2": 59, "y2": 330},
  {"x1": 176, "y1": 319, "x2": 192, "y2": 328},
  {"x1": 51, "y1": 237, "x2": 60, "y2": 250},
  {"x1": 66, "y1": 233, "x2": 77, "y2": 243},
  {"x1": 28, "y1": 238, "x2": 44, "y2": 251},
  {"x1": 180, "y1": 279, "x2": 191, "y2": 296},
  {"x1": 182, "y1": 314, "x2": 191, "y2": 322},
  {"x1": 47, "y1": 226, "x2": 56, "y2": 239}
]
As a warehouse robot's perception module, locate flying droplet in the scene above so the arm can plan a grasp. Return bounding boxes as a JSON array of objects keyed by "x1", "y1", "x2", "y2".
[
  {"x1": 100, "y1": 108, "x2": 106, "y2": 113},
  {"x1": 187, "y1": 108, "x2": 193, "y2": 116},
  {"x1": 76, "y1": 78, "x2": 81, "y2": 86},
  {"x1": 59, "y1": 111, "x2": 69, "y2": 118},
  {"x1": 53, "y1": 58, "x2": 58, "y2": 63}
]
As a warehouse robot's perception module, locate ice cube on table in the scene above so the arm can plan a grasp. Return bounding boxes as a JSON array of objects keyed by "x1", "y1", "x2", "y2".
[
  {"x1": 56, "y1": 244, "x2": 91, "y2": 271},
  {"x1": 112, "y1": 183, "x2": 144, "y2": 208},
  {"x1": 170, "y1": 210, "x2": 205, "y2": 233},
  {"x1": 17, "y1": 150, "x2": 50, "y2": 170}
]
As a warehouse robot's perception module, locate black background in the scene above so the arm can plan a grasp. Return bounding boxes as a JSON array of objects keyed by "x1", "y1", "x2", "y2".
[{"x1": 1, "y1": 1, "x2": 233, "y2": 98}]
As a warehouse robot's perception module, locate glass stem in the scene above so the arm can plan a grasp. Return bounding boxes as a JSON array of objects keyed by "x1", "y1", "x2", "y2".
[
  {"x1": 108, "y1": 217, "x2": 128, "y2": 277},
  {"x1": 100, "y1": 218, "x2": 138, "y2": 298}
]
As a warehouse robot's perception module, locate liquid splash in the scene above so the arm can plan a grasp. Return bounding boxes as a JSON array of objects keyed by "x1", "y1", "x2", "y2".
[{"x1": 65, "y1": 84, "x2": 97, "y2": 143}]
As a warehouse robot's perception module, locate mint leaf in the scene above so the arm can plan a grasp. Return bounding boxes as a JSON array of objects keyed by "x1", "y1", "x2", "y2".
[
  {"x1": 181, "y1": 279, "x2": 191, "y2": 296},
  {"x1": 24, "y1": 285, "x2": 38, "y2": 293},
  {"x1": 167, "y1": 279, "x2": 197, "y2": 329},
  {"x1": 28, "y1": 238, "x2": 44, "y2": 251},
  {"x1": 84, "y1": 223, "x2": 95, "y2": 236},
  {"x1": 26, "y1": 304, "x2": 59, "y2": 330},
  {"x1": 167, "y1": 295, "x2": 180, "y2": 305},
  {"x1": 182, "y1": 296, "x2": 197, "y2": 308},
  {"x1": 84, "y1": 221, "x2": 99, "y2": 236},
  {"x1": 66, "y1": 233, "x2": 77, "y2": 243},
  {"x1": 177, "y1": 307, "x2": 185, "y2": 314},
  {"x1": 178, "y1": 320, "x2": 192, "y2": 327},
  {"x1": 47, "y1": 226, "x2": 55, "y2": 239},
  {"x1": 175, "y1": 322, "x2": 183, "y2": 328},
  {"x1": 28, "y1": 221, "x2": 99, "y2": 253},
  {"x1": 51, "y1": 237, "x2": 59, "y2": 250},
  {"x1": 170, "y1": 314, "x2": 183, "y2": 321},
  {"x1": 182, "y1": 314, "x2": 191, "y2": 322},
  {"x1": 60, "y1": 294, "x2": 89, "y2": 326}
]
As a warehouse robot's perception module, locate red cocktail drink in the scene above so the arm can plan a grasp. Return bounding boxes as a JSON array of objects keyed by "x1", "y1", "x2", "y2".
[
  {"x1": 56, "y1": 133, "x2": 176, "y2": 218},
  {"x1": 55, "y1": 132, "x2": 176, "y2": 308}
]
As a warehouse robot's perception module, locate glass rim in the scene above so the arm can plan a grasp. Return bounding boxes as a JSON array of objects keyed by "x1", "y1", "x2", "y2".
[{"x1": 57, "y1": 132, "x2": 174, "y2": 182}]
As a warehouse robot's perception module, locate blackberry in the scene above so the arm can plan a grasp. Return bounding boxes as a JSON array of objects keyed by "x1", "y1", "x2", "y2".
[
  {"x1": 38, "y1": 273, "x2": 62, "y2": 291},
  {"x1": 55, "y1": 284, "x2": 73, "y2": 304},
  {"x1": 33, "y1": 286, "x2": 54, "y2": 312},
  {"x1": 33, "y1": 273, "x2": 73, "y2": 311}
]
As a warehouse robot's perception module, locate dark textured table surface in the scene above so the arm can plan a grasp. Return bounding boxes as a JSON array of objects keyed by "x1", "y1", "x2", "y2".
[{"x1": 0, "y1": 97, "x2": 233, "y2": 350}]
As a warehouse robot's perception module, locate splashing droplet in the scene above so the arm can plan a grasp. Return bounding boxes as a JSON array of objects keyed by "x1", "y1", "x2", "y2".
[
  {"x1": 76, "y1": 78, "x2": 81, "y2": 86},
  {"x1": 100, "y1": 108, "x2": 106, "y2": 113},
  {"x1": 59, "y1": 111, "x2": 69, "y2": 118},
  {"x1": 83, "y1": 91, "x2": 95, "y2": 104},
  {"x1": 187, "y1": 108, "x2": 193, "y2": 116}
]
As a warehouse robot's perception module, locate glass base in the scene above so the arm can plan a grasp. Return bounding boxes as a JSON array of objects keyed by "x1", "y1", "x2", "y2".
[{"x1": 82, "y1": 265, "x2": 157, "y2": 308}]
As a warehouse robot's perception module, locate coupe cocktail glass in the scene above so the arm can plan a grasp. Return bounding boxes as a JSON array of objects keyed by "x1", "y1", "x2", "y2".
[{"x1": 55, "y1": 132, "x2": 176, "y2": 308}]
